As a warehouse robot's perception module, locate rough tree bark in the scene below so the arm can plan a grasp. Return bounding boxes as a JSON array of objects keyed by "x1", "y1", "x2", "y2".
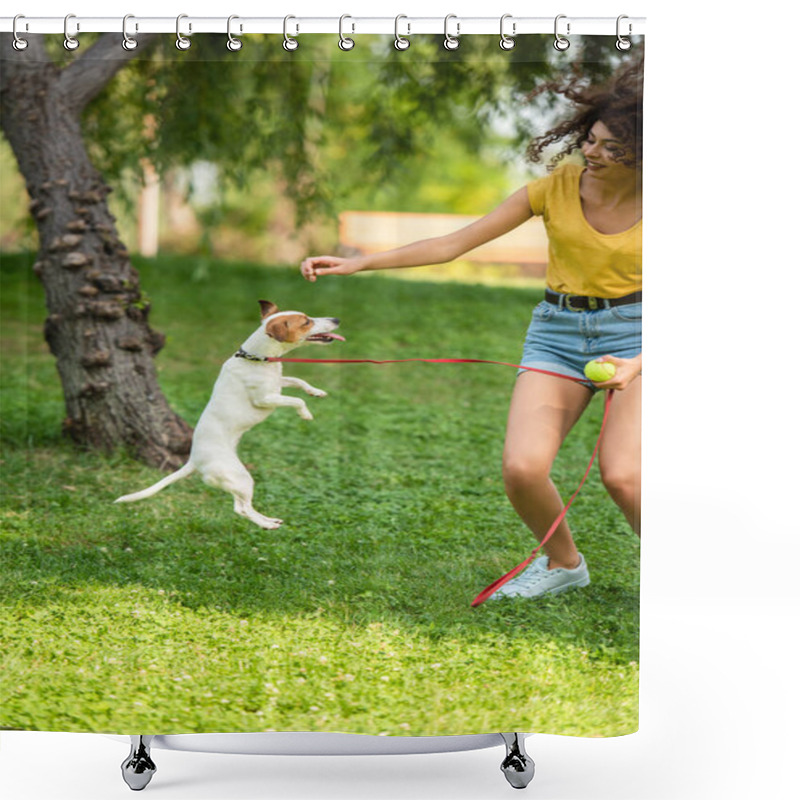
[{"x1": 0, "y1": 33, "x2": 192, "y2": 469}]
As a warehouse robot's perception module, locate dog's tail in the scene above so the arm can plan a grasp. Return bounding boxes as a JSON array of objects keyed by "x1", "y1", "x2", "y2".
[{"x1": 114, "y1": 462, "x2": 196, "y2": 504}]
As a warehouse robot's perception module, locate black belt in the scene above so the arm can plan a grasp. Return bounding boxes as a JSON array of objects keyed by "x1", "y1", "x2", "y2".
[{"x1": 544, "y1": 289, "x2": 642, "y2": 311}]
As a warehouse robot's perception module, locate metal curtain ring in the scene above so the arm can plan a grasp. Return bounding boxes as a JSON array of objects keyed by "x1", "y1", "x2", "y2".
[
  {"x1": 499, "y1": 14, "x2": 516, "y2": 50},
  {"x1": 338, "y1": 15, "x2": 355, "y2": 50},
  {"x1": 554, "y1": 14, "x2": 570, "y2": 51},
  {"x1": 176, "y1": 14, "x2": 191, "y2": 50},
  {"x1": 122, "y1": 15, "x2": 138, "y2": 51},
  {"x1": 227, "y1": 15, "x2": 243, "y2": 51},
  {"x1": 283, "y1": 15, "x2": 299, "y2": 51},
  {"x1": 394, "y1": 15, "x2": 410, "y2": 51},
  {"x1": 616, "y1": 15, "x2": 632, "y2": 51},
  {"x1": 443, "y1": 14, "x2": 459, "y2": 50},
  {"x1": 12, "y1": 15, "x2": 28, "y2": 51},
  {"x1": 339, "y1": 15, "x2": 355, "y2": 50},
  {"x1": 63, "y1": 14, "x2": 80, "y2": 51}
]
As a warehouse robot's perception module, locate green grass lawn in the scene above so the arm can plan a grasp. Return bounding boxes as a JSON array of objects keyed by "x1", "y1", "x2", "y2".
[{"x1": 0, "y1": 252, "x2": 638, "y2": 737}]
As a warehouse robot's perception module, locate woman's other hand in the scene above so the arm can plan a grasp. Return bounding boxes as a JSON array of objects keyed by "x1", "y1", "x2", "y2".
[{"x1": 591, "y1": 354, "x2": 642, "y2": 391}]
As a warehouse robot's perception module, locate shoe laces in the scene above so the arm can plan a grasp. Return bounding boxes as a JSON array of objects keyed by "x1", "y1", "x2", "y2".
[{"x1": 508, "y1": 559, "x2": 550, "y2": 589}]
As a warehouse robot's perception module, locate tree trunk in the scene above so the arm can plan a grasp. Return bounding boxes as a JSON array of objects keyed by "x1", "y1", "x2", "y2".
[{"x1": 0, "y1": 34, "x2": 192, "y2": 469}]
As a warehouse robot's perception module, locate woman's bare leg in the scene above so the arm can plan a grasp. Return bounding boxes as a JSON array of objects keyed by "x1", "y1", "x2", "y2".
[
  {"x1": 502, "y1": 371, "x2": 593, "y2": 569},
  {"x1": 598, "y1": 376, "x2": 641, "y2": 535}
]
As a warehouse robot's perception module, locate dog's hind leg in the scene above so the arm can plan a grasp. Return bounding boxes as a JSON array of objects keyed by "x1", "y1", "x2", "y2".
[
  {"x1": 204, "y1": 462, "x2": 283, "y2": 530},
  {"x1": 233, "y1": 493, "x2": 284, "y2": 530}
]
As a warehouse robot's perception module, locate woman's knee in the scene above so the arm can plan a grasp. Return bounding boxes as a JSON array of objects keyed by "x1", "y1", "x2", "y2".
[
  {"x1": 502, "y1": 452, "x2": 552, "y2": 492},
  {"x1": 599, "y1": 461, "x2": 640, "y2": 499}
]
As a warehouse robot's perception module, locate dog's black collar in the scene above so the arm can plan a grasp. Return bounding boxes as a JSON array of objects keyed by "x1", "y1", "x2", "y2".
[{"x1": 234, "y1": 348, "x2": 271, "y2": 362}]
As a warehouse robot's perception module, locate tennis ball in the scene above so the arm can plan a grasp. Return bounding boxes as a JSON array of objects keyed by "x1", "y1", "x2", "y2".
[{"x1": 584, "y1": 359, "x2": 616, "y2": 383}]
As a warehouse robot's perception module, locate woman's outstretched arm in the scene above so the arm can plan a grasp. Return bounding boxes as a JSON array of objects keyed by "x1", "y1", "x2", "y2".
[{"x1": 301, "y1": 186, "x2": 533, "y2": 281}]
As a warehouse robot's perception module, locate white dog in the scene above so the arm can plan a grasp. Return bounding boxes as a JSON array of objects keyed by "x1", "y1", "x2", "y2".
[{"x1": 115, "y1": 300, "x2": 344, "y2": 529}]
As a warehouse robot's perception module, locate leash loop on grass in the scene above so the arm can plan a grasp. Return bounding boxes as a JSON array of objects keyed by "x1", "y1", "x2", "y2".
[{"x1": 268, "y1": 356, "x2": 614, "y2": 606}]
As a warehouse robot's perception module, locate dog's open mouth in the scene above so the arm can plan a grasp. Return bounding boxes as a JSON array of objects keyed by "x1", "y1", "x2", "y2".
[{"x1": 307, "y1": 333, "x2": 346, "y2": 344}]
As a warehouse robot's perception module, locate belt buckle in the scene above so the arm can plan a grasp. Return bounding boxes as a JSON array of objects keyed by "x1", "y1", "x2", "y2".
[{"x1": 565, "y1": 294, "x2": 587, "y2": 312}]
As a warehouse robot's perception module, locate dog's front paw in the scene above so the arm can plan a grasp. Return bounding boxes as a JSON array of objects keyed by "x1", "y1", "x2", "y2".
[
  {"x1": 298, "y1": 406, "x2": 314, "y2": 421},
  {"x1": 309, "y1": 388, "x2": 327, "y2": 398}
]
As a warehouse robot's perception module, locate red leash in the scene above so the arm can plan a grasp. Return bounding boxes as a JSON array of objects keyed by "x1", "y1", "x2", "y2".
[
  {"x1": 268, "y1": 356, "x2": 588, "y2": 384},
  {"x1": 269, "y1": 356, "x2": 614, "y2": 606}
]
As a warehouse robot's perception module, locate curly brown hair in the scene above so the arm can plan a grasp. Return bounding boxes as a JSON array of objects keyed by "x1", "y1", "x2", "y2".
[{"x1": 526, "y1": 56, "x2": 644, "y2": 170}]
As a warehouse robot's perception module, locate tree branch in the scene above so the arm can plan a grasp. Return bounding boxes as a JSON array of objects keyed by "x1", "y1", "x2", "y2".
[
  {"x1": 0, "y1": 34, "x2": 53, "y2": 93},
  {"x1": 57, "y1": 32, "x2": 160, "y2": 112}
]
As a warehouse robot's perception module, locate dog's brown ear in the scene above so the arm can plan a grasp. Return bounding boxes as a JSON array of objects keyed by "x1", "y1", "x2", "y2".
[
  {"x1": 265, "y1": 317, "x2": 289, "y2": 342},
  {"x1": 259, "y1": 300, "x2": 279, "y2": 319}
]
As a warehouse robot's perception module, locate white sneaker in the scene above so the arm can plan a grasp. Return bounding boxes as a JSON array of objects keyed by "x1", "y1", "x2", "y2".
[{"x1": 489, "y1": 553, "x2": 590, "y2": 600}]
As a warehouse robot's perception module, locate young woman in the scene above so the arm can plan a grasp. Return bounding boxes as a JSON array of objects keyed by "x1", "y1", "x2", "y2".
[{"x1": 300, "y1": 62, "x2": 642, "y2": 600}]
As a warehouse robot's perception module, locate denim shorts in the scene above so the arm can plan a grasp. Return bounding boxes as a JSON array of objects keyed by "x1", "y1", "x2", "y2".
[{"x1": 519, "y1": 294, "x2": 642, "y2": 391}]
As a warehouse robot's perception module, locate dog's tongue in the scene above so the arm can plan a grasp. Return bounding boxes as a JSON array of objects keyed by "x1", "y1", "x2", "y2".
[{"x1": 327, "y1": 333, "x2": 346, "y2": 342}]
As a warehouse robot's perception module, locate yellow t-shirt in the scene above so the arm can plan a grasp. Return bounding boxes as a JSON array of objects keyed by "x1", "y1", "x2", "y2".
[{"x1": 527, "y1": 163, "x2": 642, "y2": 298}]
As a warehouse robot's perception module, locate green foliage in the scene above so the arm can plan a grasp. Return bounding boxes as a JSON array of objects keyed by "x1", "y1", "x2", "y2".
[
  {"x1": 3, "y1": 34, "x2": 630, "y2": 250},
  {"x1": 1, "y1": 253, "x2": 638, "y2": 735},
  {"x1": 79, "y1": 34, "x2": 577, "y2": 222}
]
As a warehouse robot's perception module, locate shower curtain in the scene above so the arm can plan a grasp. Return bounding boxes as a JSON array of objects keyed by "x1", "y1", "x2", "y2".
[{"x1": 0, "y1": 21, "x2": 642, "y2": 742}]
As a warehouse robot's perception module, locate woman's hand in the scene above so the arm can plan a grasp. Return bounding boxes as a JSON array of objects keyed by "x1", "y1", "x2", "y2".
[
  {"x1": 591, "y1": 353, "x2": 642, "y2": 391},
  {"x1": 300, "y1": 255, "x2": 364, "y2": 282}
]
